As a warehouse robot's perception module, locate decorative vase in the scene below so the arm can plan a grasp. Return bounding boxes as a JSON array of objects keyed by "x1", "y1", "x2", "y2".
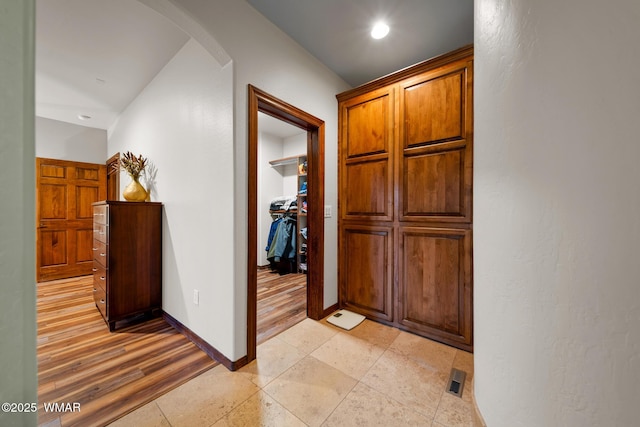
[{"x1": 123, "y1": 176, "x2": 148, "y2": 202}]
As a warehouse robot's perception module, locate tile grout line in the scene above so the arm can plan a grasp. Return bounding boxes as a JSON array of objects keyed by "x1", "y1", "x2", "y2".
[
  {"x1": 154, "y1": 401, "x2": 172, "y2": 427},
  {"x1": 431, "y1": 349, "x2": 459, "y2": 426}
]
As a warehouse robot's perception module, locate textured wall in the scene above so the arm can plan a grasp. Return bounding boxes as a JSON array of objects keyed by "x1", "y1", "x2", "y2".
[{"x1": 474, "y1": 0, "x2": 640, "y2": 425}]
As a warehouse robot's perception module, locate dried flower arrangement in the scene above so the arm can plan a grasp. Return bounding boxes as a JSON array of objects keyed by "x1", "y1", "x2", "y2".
[{"x1": 119, "y1": 151, "x2": 148, "y2": 180}]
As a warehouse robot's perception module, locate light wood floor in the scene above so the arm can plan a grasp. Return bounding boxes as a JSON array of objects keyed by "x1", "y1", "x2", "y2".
[
  {"x1": 37, "y1": 276, "x2": 217, "y2": 426},
  {"x1": 256, "y1": 268, "x2": 307, "y2": 344},
  {"x1": 37, "y1": 271, "x2": 306, "y2": 426}
]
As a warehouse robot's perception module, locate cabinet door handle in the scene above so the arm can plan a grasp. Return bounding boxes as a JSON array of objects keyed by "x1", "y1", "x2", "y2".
[
  {"x1": 92, "y1": 247, "x2": 98, "y2": 251},
  {"x1": 100, "y1": 253, "x2": 106, "y2": 257},
  {"x1": 92, "y1": 268, "x2": 97, "y2": 272},
  {"x1": 93, "y1": 288, "x2": 97, "y2": 292},
  {"x1": 100, "y1": 276, "x2": 105, "y2": 281},
  {"x1": 99, "y1": 299, "x2": 105, "y2": 304}
]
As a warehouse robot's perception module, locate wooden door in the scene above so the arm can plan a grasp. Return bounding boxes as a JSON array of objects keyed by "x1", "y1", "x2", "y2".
[
  {"x1": 397, "y1": 58, "x2": 473, "y2": 224},
  {"x1": 36, "y1": 158, "x2": 106, "y2": 282},
  {"x1": 396, "y1": 56, "x2": 474, "y2": 350},
  {"x1": 338, "y1": 85, "x2": 395, "y2": 321}
]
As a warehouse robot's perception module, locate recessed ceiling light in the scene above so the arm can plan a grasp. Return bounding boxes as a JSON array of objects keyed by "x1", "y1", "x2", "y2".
[
  {"x1": 371, "y1": 21, "x2": 389, "y2": 39},
  {"x1": 78, "y1": 114, "x2": 92, "y2": 120}
]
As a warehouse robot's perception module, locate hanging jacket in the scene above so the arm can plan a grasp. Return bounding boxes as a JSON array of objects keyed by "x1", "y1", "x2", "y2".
[
  {"x1": 267, "y1": 217, "x2": 296, "y2": 262},
  {"x1": 265, "y1": 217, "x2": 282, "y2": 252}
]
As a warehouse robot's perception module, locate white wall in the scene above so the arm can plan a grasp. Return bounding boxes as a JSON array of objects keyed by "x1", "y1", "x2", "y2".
[
  {"x1": 172, "y1": 0, "x2": 351, "y2": 359},
  {"x1": 108, "y1": 38, "x2": 235, "y2": 357},
  {"x1": 283, "y1": 132, "x2": 307, "y2": 158},
  {"x1": 0, "y1": 1, "x2": 37, "y2": 426},
  {"x1": 282, "y1": 133, "x2": 306, "y2": 194},
  {"x1": 36, "y1": 116, "x2": 107, "y2": 163},
  {"x1": 474, "y1": 0, "x2": 640, "y2": 426}
]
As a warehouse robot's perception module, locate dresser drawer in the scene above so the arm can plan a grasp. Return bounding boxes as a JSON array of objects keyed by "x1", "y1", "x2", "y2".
[
  {"x1": 93, "y1": 223, "x2": 108, "y2": 243},
  {"x1": 92, "y1": 240, "x2": 108, "y2": 268},
  {"x1": 93, "y1": 285, "x2": 107, "y2": 319},
  {"x1": 93, "y1": 262, "x2": 108, "y2": 292},
  {"x1": 93, "y1": 204, "x2": 109, "y2": 225}
]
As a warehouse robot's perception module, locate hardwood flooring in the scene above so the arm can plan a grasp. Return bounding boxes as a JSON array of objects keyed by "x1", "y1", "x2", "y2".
[
  {"x1": 256, "y1": 269, "x2": 307, "y2": 344},
  {"x1": 37, "y1": 276, "x2": 217, "y2": 427},
  {"x1": 36, "y1": 271, "x2": 306, "y2": 426}
]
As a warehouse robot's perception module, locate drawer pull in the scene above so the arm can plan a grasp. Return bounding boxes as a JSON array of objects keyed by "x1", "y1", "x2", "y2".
[
  {"x1": 100, "y1": 276, "x2": 105, "y2": 281},
  {"x1": 92, "y1": 268, "x2": 97, "y2": 272},
  {"x1": 100, "y1": 299, "x2": 105, "y2": 304},
  {"x1": 100, "y1": 253, "x2": 106, "y2": 257},
  {"x1": 92, "y1": 247, "x2": 98, "y2": 251},
  {"x1": 93, "y1": 288, "x2": 97, "y2": 292}
]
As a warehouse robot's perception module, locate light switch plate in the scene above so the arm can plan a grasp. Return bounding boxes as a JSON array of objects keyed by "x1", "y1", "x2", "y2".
[{"x1": 324, "y1": 205, "x2": 332, "y2": 218}]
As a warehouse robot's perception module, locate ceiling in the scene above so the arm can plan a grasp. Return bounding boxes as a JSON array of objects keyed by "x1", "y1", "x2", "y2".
[
  {"x1": 35, "y1": 0, "x2": 473, "y2": 130},
  {"x1": 35, "y1": 0, "x2": 189, "y2": 130},
  {"x1": 247, "y1": 0, "x2": 474, "y2": 87}
]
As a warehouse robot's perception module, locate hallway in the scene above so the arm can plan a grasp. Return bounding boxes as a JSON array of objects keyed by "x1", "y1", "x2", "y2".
[{"x1": 111, "y1": 317, "x2": 474, "y2": 426}]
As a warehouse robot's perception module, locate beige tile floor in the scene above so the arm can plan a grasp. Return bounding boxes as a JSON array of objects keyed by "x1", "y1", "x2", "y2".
[{"x1": 109, "y1": 318, "x2": 474, "y2": 427}]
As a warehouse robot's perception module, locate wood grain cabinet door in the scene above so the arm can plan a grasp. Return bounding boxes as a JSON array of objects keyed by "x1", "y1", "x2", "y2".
[
  {"x1": 398, "y1": 226, "x2": 473, "y2": 350},
  {"x1": 340, "y1": 225, "x2": 394, "y2": 322},
  {"x1": 398, "y1": 58, "x2": 473, "y2": 223},
  {"x1": 339, "y1": 86, "x2": 395, "y2": 221},
  {"x1": 36, "y1": 158, "x2": 106, "y2": 282}
]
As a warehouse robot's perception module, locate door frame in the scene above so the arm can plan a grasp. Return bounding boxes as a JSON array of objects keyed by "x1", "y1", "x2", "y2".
[
  {"x1": 106, "y1": 152, "x2": 120, "y2": 201},
  {"x1": 247, "y1": 85, "x2": 325, "y2": 362}
]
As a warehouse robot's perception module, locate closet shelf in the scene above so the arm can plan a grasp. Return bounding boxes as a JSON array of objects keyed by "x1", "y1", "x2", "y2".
[{"x1": 269, "y1": 154, "x2": 305, "y2": 167}]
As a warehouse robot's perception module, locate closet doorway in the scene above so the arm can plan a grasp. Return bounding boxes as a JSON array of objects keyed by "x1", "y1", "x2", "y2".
[{"x1": 247, "y1": 85, "x2": 325, "y2": 362}]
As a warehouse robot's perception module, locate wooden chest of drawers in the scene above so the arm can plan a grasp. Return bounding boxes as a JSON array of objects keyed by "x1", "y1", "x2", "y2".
[{"x1": 92, "y1": 201, "x2": 163, "y2": 331}]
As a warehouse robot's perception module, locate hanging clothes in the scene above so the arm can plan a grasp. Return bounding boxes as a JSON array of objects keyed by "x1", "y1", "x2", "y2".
[
  {"x1": 265, "y1": 217, "x2": 282, "y2": 252},
  {"x1": 266, "y1": 216, "x2": 297, "y2": 274}
]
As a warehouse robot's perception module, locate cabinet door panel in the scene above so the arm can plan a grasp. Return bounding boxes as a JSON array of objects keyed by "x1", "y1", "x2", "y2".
[
  {"x1": 77, "y1": 185, "x2": 99, "y2": 219},
  {"x1": 76, "y1": 229, "x2": 94, "y2": 263},
  {"x1": 402, "y1": 70, "x2": 464, "y2": 147},
  {"x1": 345, "y1": 92, "x2": 391, "y2": 158},
  {"x1": 402, "y1": 148, "x2": 467, "y2": 219},
  {"x1": 398, "y1": 59, "x2": 473, "y2": 224},
  {"x1": 340, "y1": 226, "x2": 393, "y2": 321},
  {"x1": 340, "y1": 87, "x2": 394, "y2": 221},
  {"x1": 40, "y1": 230, "x2": 68, "y2": 267},
  {"x1": 398, "y1": 227, "x2": 472, "y2": 348},
  {"x1": 39, "y1": 184, "x2": 67, "y2": 219},
  {"x1": 343, "y1": 159, "x2": 391, "y2": 219}
]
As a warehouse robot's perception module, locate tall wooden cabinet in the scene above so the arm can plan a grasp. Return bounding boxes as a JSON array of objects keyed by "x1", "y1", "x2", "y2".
[
  {"x1": 337, "y1": 46, "x2": 473, "y2": 351},
  {"x1": 92, "y1": 201, "x2": 163, "y2": 331}
]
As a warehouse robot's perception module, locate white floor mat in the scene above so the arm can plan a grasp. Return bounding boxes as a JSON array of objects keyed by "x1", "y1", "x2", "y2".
[{"x1": 326, "y1": 310, "x2": 365, "y2": 330}]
